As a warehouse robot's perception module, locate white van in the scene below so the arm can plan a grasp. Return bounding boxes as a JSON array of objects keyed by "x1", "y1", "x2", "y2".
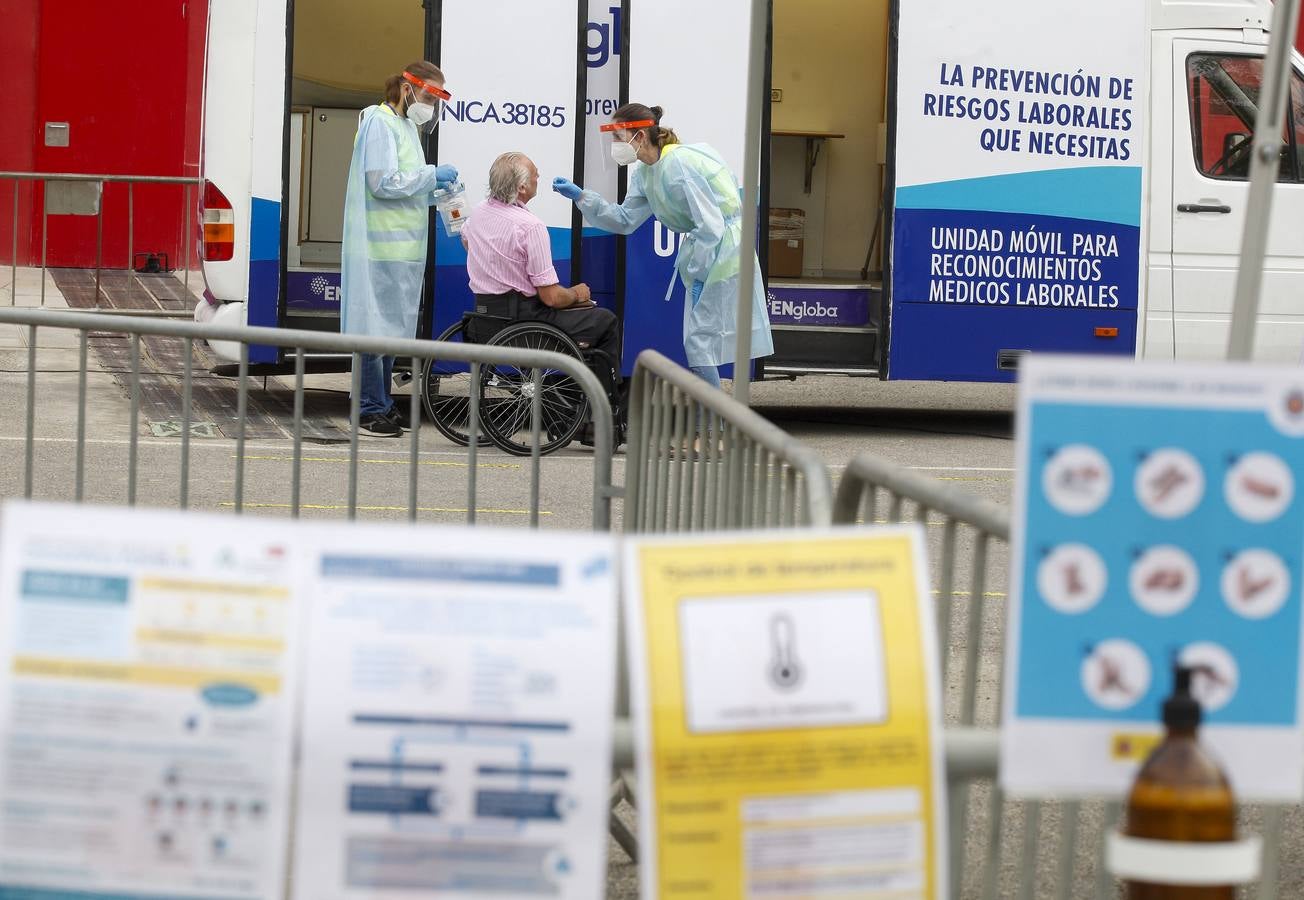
[{"x1": 197, "y1": 0, "x2": 1304, "y2": 378}]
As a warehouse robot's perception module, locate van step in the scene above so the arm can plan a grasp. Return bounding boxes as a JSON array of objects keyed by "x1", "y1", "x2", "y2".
[{"x1": 768, "y1": 323, "x2": 879, "y2": 374}]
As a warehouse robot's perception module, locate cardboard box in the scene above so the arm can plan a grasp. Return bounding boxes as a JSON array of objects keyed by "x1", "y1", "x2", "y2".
[{"x1": 768, "y1": 207, "x2": 805, "y2": 278}]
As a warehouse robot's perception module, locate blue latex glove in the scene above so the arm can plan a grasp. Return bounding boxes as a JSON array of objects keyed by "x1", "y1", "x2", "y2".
[
  {"x1": 435, "y1": 180, "x2": 455, "y2": 192},
  {"x1": 690, "y1": 281, "x2": 704, "y2": 306},
  {"x1": 552, "y1": 177, "x2": 584, "y2": 201},
  {"x1": 434, "y1": 164, "x2": 459, "y2": 183}
]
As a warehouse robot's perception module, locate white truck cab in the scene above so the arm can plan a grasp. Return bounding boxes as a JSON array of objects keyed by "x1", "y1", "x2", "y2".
[{"x1": 1147, "y1": 0, "x2": 1304, "y2": 362}]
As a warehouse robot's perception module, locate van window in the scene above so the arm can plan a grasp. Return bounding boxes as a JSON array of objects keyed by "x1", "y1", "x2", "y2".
[{"x1": 1186, "y1": 53, "x2": 1301, "y2": 182}]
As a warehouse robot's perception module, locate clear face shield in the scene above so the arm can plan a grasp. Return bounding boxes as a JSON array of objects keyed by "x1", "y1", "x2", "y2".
[
  {"x1": 402, "y1": 71, "x2": 451, "y2": 131},
  {"x1": 599, "y1": 119, "x2": 654, "y2": 172}
]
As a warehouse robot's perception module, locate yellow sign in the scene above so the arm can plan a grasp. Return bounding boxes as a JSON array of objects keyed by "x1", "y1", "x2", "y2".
[{"x1": 624, "y1": 527, "x2": 947, "y2": 899}]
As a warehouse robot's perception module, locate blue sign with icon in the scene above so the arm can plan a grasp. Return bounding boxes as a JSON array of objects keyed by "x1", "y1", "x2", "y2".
[{"x1": 1001, "y1": 356, "x2": 1304, "y2": 800}]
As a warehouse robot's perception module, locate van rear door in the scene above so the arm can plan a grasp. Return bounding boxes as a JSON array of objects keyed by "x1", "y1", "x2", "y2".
[{"x1": 1170, "y1": 39, "x2": 1304, "y2": 361}]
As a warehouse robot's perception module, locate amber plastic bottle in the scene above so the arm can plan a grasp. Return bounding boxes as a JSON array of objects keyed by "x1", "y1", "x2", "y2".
[{"x1": 1123, "y1": 665, "x2": 1235, "y2": 899}]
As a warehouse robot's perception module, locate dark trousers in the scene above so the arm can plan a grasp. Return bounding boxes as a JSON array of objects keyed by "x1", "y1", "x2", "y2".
[{"x1": 474, "y1": 291, "x2": 622, "y2": 370}]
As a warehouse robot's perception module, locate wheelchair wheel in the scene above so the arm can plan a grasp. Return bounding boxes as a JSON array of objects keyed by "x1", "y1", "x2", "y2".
[
  {"x1": 421, "y1": 319, "x2": 492, "y2": 447},
  {"x1": 481, "y1": 322, "x2": 589, "y2": 456}
]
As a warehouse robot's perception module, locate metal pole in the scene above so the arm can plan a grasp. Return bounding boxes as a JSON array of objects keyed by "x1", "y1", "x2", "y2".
[
  {"x1": 94, "y1": 199, "x2": 103, "y2": 308},
  {"x1": 10, "y1": 182, "x2": 17, "y2": 306},
  {"x1": 1226, "y1": 0, "x2": 1302, "y2": 360},
  {"x1": 127, "y1": 182, "x2": 135, "y2": 304},
  {"x1": 40, "y1": 191, "x2": 47, "y2": 307},
  {"x1": 181, "y1": 337, "x2": 193, "y2": 510},
  {"x1": 732, "y1": 0, "x2": 767, "y2": 406},
  {"x1": 183, "y1": 182, "x2": 192, "y2": 296}
]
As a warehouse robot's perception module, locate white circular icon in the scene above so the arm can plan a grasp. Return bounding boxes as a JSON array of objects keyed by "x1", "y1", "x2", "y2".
[
  {"x1": 1224, "y1": 452, "x2": 1294, "y2": 523},
  {"x1": 1134, "y1": 449, "x2": 1205, "y2": 519},
  {"x1": 1043, "y1": 445, "x2": 1112, "y2": 516},
  {"x1": 1128, "y1": 546, "x2": 1199, "y2": 617},
  {"x1": 1220, "y1": 548, "x2": 1290, "y2": 619},
  {"x1": 1179, "y1": 642, "x2": 1239, "y2": 713},
  {"x1": 1268, "y1": 386, "x2": 1304, "y2": 437},
  {"x1": 1081, "y1": 639, "x2": 1151, "y2": 711},
  {"x1": 1038, "y1": 544, "x2": 1108, "y2": 614}
]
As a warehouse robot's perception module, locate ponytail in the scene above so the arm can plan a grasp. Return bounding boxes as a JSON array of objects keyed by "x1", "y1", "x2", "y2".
[{"x1": 614, "y1": 102, "x2": 679, "y2": 148}]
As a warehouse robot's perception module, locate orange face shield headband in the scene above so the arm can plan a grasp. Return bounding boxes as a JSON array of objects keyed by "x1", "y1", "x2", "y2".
[
  {"x1": 599, "y1": 119, "x2": 655, "y2": 133},
  {"x1": 402, "y1": 71, "x2": 451, "y2": 102}
]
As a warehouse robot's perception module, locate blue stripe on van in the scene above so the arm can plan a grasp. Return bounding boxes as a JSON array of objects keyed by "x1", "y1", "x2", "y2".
[
  {"x1": 250, "y1": 197, "x2": 280, "y2": 261},
  {"x1": 895, "y1": 166, "x2": 1143, "y2": 228},
  {"x1": 246, "y1": 198, "x2": 281, "y2": 361}
]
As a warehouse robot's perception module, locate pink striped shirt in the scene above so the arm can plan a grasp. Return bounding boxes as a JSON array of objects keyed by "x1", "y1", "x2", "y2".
[{"x1": 463, "y1": 198, "x2": 559, "y2": 297}]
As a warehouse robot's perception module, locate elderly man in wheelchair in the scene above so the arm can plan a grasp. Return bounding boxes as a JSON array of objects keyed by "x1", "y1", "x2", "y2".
[{"x1": 421, "y1": 152, "x2": 625, "y2": 456}]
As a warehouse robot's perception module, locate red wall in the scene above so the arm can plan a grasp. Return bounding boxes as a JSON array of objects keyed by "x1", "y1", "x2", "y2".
[
  {"x1": 0, "y1": 0, "x2": 40, "y2": 267},
  {"x1": 0, "y1": 0, "x2": 207, "y2": 269}
]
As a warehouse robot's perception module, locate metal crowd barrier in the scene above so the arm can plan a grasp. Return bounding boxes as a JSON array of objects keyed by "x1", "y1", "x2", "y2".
[
  {"x1": 2, "y1": 172, "x2": 202, "y2": 313},
  {"x1": 835, "y1": 452, "x2": 1295, "y2": 900},
  {"x1": 622, "y1": 349, "x2": 833, "y2": 531},
  {"x1": 0, "y1": 306, "x2": 616, "y2": 529}
]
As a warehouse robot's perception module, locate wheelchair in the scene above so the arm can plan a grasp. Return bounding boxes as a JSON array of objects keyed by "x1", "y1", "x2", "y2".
[{"x1": 421, "y1": 309, "x2": 623, "y2": 457}]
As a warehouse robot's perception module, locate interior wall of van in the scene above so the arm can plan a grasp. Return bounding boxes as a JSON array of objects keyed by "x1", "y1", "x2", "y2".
[
  {"x1": 285, "y1": 0, "x2": 423, "y2": 318},
  {"x1": 293, "y1": 0, "x2": 423, "y2": 104},
  {"x1": 770, "y1": 0, "x2": 889, "y2": 278}
]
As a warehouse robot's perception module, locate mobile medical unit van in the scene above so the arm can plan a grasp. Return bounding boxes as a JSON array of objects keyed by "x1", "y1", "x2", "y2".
[{"x1": 198, "y1": 0, "x2": 1304, "y2": 380}]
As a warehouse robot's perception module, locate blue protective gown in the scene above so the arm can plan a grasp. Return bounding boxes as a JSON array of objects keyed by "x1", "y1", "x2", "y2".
[
  {"x1": 340, "y1": 103, "x2": 443, "y2": 339},
  {"x1": 576, "y1": 143, "x2": 774, "y2": 368}
]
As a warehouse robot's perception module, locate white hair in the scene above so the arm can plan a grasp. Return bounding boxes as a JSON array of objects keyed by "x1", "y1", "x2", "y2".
[{"x1": 488, "y1": 152, "x2": 533, "y2": 203}]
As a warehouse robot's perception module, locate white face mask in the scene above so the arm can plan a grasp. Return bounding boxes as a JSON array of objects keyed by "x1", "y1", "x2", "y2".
[
  {"x1": 407, "y1": 101, "x2": 436, "y2": 127},
  {"x1": 610, "y1": 134, "x2": 640, "y2": 166}
]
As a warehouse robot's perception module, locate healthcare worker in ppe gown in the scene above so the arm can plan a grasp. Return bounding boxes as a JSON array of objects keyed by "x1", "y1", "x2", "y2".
[
  {"x1": 552, "y1": 103, "x2": 773, "y2": 389},
  {"x1": 341, "y1": 61, "x2": 458, "y2": 436}
]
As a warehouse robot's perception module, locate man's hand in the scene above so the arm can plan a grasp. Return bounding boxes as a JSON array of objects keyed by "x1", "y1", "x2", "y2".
[{"x1": 572, "y1": 283, "x2": 592, "y2": 305}]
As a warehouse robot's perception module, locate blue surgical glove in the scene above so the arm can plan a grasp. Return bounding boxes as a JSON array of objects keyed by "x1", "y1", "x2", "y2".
[
  {"x1": 552, "y1": 177, "x2": 584, "y2": 201},
  {"x1": 434, "y1": 164, "x2": 459, "y2": 183},
  {"x1": 690, "y1": 281, "x2": 704, "y2": 306}
]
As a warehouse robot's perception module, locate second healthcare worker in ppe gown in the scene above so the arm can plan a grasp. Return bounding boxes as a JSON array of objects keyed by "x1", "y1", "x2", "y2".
[
  {"x1": 341, "y1": 61, "x2": 459, "y2": 436},
  {"x1": 552, "y1": 103, "x2": 773, "y2": 389}
]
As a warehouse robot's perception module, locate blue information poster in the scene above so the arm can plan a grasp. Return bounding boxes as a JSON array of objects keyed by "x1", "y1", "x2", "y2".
[{"x1": 1001, "y1": 356, "x2": 1304, "y2": 801}]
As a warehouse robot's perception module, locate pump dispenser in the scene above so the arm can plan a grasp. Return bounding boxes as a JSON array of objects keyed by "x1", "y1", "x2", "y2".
[{"x1": 1122, "y1": 664, "x2": 1235, "y2": 899}]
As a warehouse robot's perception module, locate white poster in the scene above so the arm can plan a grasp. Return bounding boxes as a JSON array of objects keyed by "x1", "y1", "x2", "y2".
[
  {"x1": 889, "y1": 0, "x2": 1148, "y2": 381},
  {"x1": 583, "y1": 2, "x2": 622, "y2": 203},
  {"x1": 0, "y1": 501, "x2": 301, "y2": 899},
  {"x1": 1002, "y1": 357, "x2": 1304, "y2": 800},
  {"x1": 438, "y1": 0, "x2": 582, "y2": 235},
  {"x1": 623, "y1": 0, "x2": 758, "y2": 367},
  {"x1": 628, "y1": 0, "x2": 751, "y2": 179},
  {"x1": 291, "y1": 524, "x2": 618, "y2": 900}
]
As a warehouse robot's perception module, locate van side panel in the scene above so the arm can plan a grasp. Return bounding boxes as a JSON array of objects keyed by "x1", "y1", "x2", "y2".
[
  {"x1": 200, "y1": 0, "x2": 256, "y2": 307},
  {"x1": 247, "y1": 0, "x2": 288, "y2": 347},
  {"x1": 888, "y1": 0, "x2": 1149, "y2": 381}
]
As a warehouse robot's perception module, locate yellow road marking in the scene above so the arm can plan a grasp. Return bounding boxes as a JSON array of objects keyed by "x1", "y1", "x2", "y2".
[
  {"x1": 222, "y1": 502, "x2": 550, "y2": 517},
  {"x1": 237, "y1": 454, "x2": 518, "y2": 470},
  {"x1": 936, "y1": 476, "x2": 1013, "y2": 483}
]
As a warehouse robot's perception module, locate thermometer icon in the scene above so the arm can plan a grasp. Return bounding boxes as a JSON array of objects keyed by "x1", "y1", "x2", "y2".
[{"x1": 768, "y1": 614, "x2": 803, "y2": 690}]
